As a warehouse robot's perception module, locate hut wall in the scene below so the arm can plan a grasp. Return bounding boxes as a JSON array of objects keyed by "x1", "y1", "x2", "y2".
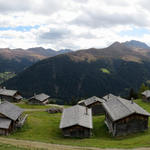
[
  {"x1": 88, "y1": 102, "x2": 105, "y2": 115},
  {"x1": 43, "y1": 99, "x2": 49, "y2": 104},
  {"x1": 28, "y1": 99, "x2": 43, "y2": 105},
  {"x1": 1, "y1": 96, "x2": 16, "y2": 102},
  {"x1": 113, "y1": 114, "x2": 148, "y2": 136},
  {"x1": 142, "y1": 95, "x2": 150, "y2": 102},
  {"x1": 62, "y1": 125, "x2": 91, "y2": 138},
  {"x1": 0, "y1": 122, "x2": 14, "y2": 135},
  {"x1": 105, "y1": 113, "x2": 114, "y2": 133},
  {"x1": 0, "y1": 129, "x2": 7, "y2": 135}
]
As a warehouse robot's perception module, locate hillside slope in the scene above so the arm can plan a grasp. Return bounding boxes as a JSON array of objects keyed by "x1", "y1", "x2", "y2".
[{"x1": 3, "y1": 41, "x2": 150, "y2": 102}]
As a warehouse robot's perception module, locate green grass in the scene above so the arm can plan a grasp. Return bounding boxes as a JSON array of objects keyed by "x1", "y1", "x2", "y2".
[
  {"x1": 100, "y1": 68, "x2": 110, "y2": 74},
  {"x1": 16, "y1": 103, "x2": 59, "y2": 109},
  {"x1": 15, "y1": 99, "x2": 65, "y2": 109},
  {"x1": 6, "y1": 99, "x2": 150, "y2": 148},
  {"x1": 134, "y1": 99, "x2": 150, "y2": 110},
  {"x1": 0, "y1": 143, "x2": 32, "y2": 150}
]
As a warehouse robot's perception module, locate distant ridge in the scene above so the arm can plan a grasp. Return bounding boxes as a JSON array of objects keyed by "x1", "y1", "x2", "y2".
[
  {"x1": 123, "y1": 40, "x2": 150, "y2": 49},
  {"x1": 0, "y1": 47, "x2": 72, "y2": 73}
]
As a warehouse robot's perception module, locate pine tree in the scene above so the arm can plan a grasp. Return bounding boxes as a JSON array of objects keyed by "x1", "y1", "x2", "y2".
[
  {"x1": 138, "y1": 83, "x2": 149, "y2": 98},
  {"x1": 128, "y1": 88, "x2": 138, "y2": 100}
]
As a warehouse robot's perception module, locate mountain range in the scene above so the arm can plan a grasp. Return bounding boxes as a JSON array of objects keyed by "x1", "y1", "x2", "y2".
[
  {"x1": 0, "y1": 47, "x2": 72, "y2": 73},
  {"x1": 2, "y1": 40, "x2": 150, "y2": 103}
]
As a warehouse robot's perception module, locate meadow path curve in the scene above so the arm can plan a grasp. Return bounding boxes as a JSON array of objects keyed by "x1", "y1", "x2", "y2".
[{"x1": 0, "y1": 137, "x2": 149, "y2": 150}]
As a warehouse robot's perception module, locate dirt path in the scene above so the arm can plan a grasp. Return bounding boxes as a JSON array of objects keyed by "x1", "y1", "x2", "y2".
[
  {"x1": 0, "y1": 137, "x2": 149, "y2": 150},
  {"x1": 0, "y1": 137, "x2": 98, "y2": 150},
  {"x1": 24, "y1": 108, "x2": 46, "y2": 112}
]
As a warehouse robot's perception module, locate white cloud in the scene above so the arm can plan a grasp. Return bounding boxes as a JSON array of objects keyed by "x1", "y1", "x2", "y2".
[
  {"x1": 0, "y1": 0, "x2": 63, "y2": 14},
  {"x1": 0, "y1": 0, "x2": 150, "y2": 50}
]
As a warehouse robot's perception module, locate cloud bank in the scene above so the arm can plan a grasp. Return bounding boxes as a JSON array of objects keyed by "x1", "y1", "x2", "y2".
[{"x1": 0, "y1": 0, "x2": 150, "y2": 50}]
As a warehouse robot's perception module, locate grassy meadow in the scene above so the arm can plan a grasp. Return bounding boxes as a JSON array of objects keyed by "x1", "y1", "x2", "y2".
[
  {"x1": 100, "y1": 68, "x2": 110, "y2": 74},
  {"x1": 0, "y1": 143, "x2": 34, "y2": 150},
  {"x1": 6, "y1": 99, "x2": 150, "y2": 148},
  {"x1": 16, "y1": 103, "x2": 54, "y2": 109}
]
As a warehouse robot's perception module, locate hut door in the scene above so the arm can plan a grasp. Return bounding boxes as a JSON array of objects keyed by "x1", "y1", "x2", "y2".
[
  {"x1": 71, "y1": 130, "x2": 77, "y2": 137},
  {"x1": 79, "y1": 129, "x2": 84, "y2": 137}
]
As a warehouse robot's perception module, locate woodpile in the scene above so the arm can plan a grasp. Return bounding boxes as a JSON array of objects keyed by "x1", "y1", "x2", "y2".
[{"x1": 46, "y1": 107, "x2": 63, "y2": 113}]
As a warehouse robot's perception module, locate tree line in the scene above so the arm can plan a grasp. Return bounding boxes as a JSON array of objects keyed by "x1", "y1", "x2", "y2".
[{"x1": 128, "y1": 83, "x2": 150, "y2": 100}]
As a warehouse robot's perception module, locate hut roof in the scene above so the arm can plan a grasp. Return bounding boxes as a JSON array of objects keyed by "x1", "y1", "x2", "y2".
[
  {"x1": 29, "y1": 93, "x2": 50, "y2": 102},
  {"x1": 103, "y1": 96, "x2": 150, "y2": 122},
  {"x1": 14, "y1": 95, "x2": 23, "y2": 100},
  {"x1": 78, "y1": 96, "x2": 105, "y2": 106},
  {"x1": 0, "y1": 101, "x2": 23, "y2": 121},
  {"x1": 103, "y1": 93, "x2": 117, "y2": 101},
  {"x1": 77, "y1": 99, "x2": 85, "y2": 105},
  {"x1": 142, "y1": 90, "x2": 150, "y2": 98},
  {"x1": 60, "y1": 105, "x2": 93, "y2": 129},
  {"x1": 0, "y1": 118, "x2": 11, "y2": 129},
  {"x1": 0, "y1": 89, "x2": 17, "y2": 97}
]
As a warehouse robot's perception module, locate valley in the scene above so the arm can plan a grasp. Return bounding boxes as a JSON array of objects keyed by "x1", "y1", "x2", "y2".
[{"x1": 2, "y1": 40, "x2": 150, "y2": 103}]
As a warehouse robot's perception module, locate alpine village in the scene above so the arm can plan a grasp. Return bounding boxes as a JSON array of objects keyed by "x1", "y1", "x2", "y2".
[{"x1": 2, "y1": 1, "x2": 150, "y2": 149}]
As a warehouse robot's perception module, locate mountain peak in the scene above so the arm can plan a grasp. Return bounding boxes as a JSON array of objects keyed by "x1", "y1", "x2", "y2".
[
  {"x1": 123, "y1": 40, "x2": 150, "y2": 49},
  {"x1": 110, "y1": 42, "x2": 121, "y2": 47},
  {"x1": 58, "y1": 49, "x2": 72, "y2": 54},
  {"x1": 109, "y1": 41, "x2": 128, "y2": 49},
  {"x1": 28, "y1": 47, "x2": 45, "y2": 50}
]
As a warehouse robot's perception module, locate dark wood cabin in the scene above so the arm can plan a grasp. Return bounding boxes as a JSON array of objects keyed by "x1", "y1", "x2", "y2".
[
  {"x1": 60, "y1": 105, "x2": 93, "y2": 138},
  {"x1": 78, "y1": 96, "x2": 105, "y2": 115},
  {"x1": 102, "y1": 96, "x2": 150, "y2": 136},
  {"x1": 0, "y1": 101, "x2": 27, "y2": 135},
  {"x1": 28, "y1": 93, "x2": 50, "y2": 105},
  {"x1": 0, "y1": 87, "x2": 22, "y2": 102},
  {"x1": 141, "y1": 90, "x2": 150, "y2": 102}
]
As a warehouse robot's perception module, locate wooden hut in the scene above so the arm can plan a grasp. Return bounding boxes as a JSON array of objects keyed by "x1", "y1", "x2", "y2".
[
  {"x1": 28, "y1": 93, "x2": 50, "y2": 105},
  {"x1": 60, "y1": 105, "x2": 93, "y2": 138},
  {"x1": 78, "y1": 96, "x2": 105, "y2": 115},
  {"x1": 0, "y1": 101, "x2": 27, "y2": 135},
  {"x1": 102, "y1": 96, "x2": 150, "y2": 136},
  {"x1": 141, "y1": 90, "x2": 150, "y2": 102},
  {"x1": 0, "y1": 87, "x2": 22, "y2": 102}
]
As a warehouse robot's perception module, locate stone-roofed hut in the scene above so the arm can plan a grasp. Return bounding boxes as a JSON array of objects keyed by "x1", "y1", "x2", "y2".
[
  {"x1": 60, "y1": 105, "x2": 93, "y2": 138},
  {"x1": 0, "y1": 101, "x2": 27, "y2": 135},
  {"x1": 0, "y1": 87, "x2": 22, "y2": 102},
  {"x1": 78, "y1": 96, "x2": 105, "y2": 115},
  {"x1": 28, "y1": 93, "x2": 50, "y2": 105},
  {"x1": 102, "y1": 96, "x2": 150, "y2": 136},
  {"x1": 142, "y1": 90, "x2": 150, "y2": 102}
]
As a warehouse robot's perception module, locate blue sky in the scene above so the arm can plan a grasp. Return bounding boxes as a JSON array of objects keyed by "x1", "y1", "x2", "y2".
[
  {"x1": 0, "y1": 0, "x2": 150, "y2": 50},
  {"x1": 119, "y1": 28, "x2": 150, "y2": 37},
  {"x1": 0, "y1": 25, "x2": 40, "y2": 32}
]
